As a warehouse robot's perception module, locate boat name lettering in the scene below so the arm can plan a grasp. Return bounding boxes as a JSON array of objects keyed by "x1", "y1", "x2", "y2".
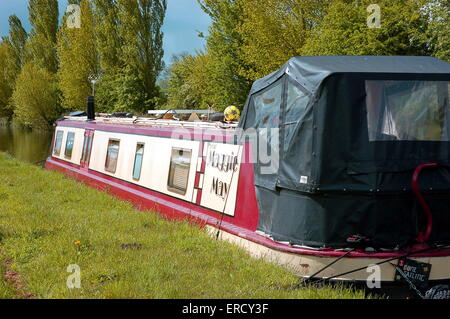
[
  {"x1": 208, "y1": 150, "x2": 239, "y2": 172},
  {"x1": 211, "y1": 177, "x2": 229, "y2": 201}
]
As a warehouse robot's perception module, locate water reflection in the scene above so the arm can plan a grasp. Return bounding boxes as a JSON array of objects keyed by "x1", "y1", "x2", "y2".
[{"x1": 0, "y1": 124, "x2": 54, "y2": 164}]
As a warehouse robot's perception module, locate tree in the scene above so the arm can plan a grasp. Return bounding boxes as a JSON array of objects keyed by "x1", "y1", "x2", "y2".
[
  {"x1": 163, "y1": 53, "x2": 211, "y2": 110},
  {"x1": 94, "y1": 0, "x2": 168, "y2": 113},
  {"x1": 93, "y1": 0, "x2": 123, "y2": 73},
  {"x1": 12, "y1": 63, "x2": 60, "y2": 129},
  {"x1": 238, "y1": 0, "x2": 328, "y2": 81},
  {"x1": 0, "y1": 43, "x2": 14, "y2": 118},
  {"x1": 57, "y1": 0, "x2": 98, "y2": 111},
  {"x1": 417, "y1": 0, "x2": 450, "y2": 62},
  {"x1": 95, "y1": 67, "x2": 152, "y2": 114},
  {"x1": 198, "y1": 0, "x2": 251, "y2": 111},
  {"x1": 2, "y1": 15, "x2": 28, "y2": 74},
  {"x1": 0, "y1": 15, "x2": 28, "y2": 120},
  {"x1": 12, "y1": 0, "x2": 60, "y2": 128},
  {"x1": 92, "y1": 0, "x2": 123, "y2": 113},
  {"x1": 301, "y1": 0, "x2": 430, "y2": 56},
  {"x1": 26, "y1": 0, "x2": 59, "y2": 73},
  {"x1": 162, "y1": 0, "x2": 449, "y2": 113},
  {"x1": 117, "y1": 0, "x2": 167, "y2": 111}
]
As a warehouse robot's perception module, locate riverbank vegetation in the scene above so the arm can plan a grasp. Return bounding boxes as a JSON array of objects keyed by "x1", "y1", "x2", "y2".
[
  {"x1": 162, "y1": 0, "x2": 449, "y2": 111},
  {"x1": 0, "y1": 0, "x2": 448, "y2": 129},
  {"x1": 0, "y1": 0, "x2": 167, "y2": 129},
  {"x1": 0, "y1": 153, "x2": 367, "y2": 298}
]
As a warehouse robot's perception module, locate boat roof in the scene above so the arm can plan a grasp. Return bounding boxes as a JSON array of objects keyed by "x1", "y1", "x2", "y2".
[
  {"x1": 59, "y1": 115, "x2": 238, "y2": 130},
  {"x1": 251, "y1": 56, "x2": 450, "y2": 94},
  {"x1": 147, "y1": 109, "x2": 217, "y2": 115},
  {"x1": 289, "y1": 55, "x2": 450, "y2": 74}
]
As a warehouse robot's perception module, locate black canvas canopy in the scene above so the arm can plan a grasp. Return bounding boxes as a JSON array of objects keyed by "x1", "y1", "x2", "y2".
[{"x1": 239, "y1": 56, "x2": 450, "y2": 249}]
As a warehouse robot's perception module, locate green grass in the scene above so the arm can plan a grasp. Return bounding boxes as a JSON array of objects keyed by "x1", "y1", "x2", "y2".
[{"x1": 0, "y1": 152, "x2": 366, "y2": 299}]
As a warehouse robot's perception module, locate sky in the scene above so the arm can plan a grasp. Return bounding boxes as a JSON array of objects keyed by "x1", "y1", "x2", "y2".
[{"x1": 0, "y1": 0, "x2": 211, "y2": 65}]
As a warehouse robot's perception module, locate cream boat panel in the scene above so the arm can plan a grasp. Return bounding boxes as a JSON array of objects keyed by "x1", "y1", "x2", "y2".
[
  {"x1": 52, "y1": 127, "x2": 85, "y2": 166},
  {"x1": 200, "y1": 142, "x2": 243, "y2": 216},
  {"x1": 88, "y1": 130, "x2": 200, "y2": 202}
]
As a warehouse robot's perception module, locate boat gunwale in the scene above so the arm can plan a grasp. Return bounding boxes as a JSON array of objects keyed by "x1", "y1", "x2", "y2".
[{"x1": 47, "y1": 156, "x2": 450, "y2": 260}]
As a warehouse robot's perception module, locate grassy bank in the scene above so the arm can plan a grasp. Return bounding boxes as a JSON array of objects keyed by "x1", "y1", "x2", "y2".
[{"x1": 0, "y1": 152, "x2": 366, "y2": 299}]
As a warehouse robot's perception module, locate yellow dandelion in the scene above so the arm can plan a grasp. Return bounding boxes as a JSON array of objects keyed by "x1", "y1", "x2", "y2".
[{"x1": 74, "y1": 241, "x2": 81, "y2": 245}]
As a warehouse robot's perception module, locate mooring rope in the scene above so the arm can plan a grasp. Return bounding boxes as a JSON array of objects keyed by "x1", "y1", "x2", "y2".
[
  {"x1": 300, "y1": 248, "x2": 355, "y2": 287},
  {"x1": 304, "y1": 245, "x2": 441, "y2": 287},
  {"x1": 215, "y1": 154, "x2": 239, "y2": 241}
]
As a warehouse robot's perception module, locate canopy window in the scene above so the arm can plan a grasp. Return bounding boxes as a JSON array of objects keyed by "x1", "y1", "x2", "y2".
[
  {"x1": 241, "y1": 79, "x2": 284, "y2": 189},
  {"x1": 283, "y1": 79, "x2": 311, "y2": 153},
  {"x1": 252, "y1": 80, "x2": 283, "y2": 129},
  {"x1": 366, "y1": 80, "x2": 450, "y2": 142}
]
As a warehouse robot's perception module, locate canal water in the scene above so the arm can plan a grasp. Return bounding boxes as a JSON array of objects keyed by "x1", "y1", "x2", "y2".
[{"x1": 0, "y1": 124, "x2": 54, "y2": 164}]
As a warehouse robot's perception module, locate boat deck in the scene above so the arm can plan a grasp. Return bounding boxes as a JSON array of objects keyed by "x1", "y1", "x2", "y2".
[{"x1": 61, "y1": 116, "x2": 238, "y2": 131}]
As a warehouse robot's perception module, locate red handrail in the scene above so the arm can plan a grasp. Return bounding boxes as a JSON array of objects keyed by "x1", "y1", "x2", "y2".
[{"x1": 411, "y1": 163, "x2": 439, "y2": 243}]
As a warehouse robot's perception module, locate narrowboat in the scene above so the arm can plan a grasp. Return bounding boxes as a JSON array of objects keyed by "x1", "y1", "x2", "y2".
[{"x1": 46, "y1": 56, "x2": 450, "y2": 298}]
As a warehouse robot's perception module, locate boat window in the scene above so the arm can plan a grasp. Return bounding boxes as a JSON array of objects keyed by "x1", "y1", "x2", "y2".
[
  {"x1": 284, "y1": 79, "x2": 310, "y2": 152},
  {"x1": 64, "y1": 132, "x2": 75, "y2": 159},
  {"x1": 366, "y1": 80, "x2": 450, "y2": 141},
  {"x1": 86, "y1": 135, "x2": 94, "y2": 164},
  {"x1": 81, "y1": 135, "x2": 89, "y2": 163},
  {"x1": 133, "y1": 143, "x2": 145, "y2": 181},
  {"x1": 105, "y1": 139, "x2": 120, "y2": 173},
  {"x1": 252, "y1": 80, "x2": 283, "y2": 129},
  {"x1": 168, "y1": 148, "x2": 192, "y2": 195},
  {"x1": 53, "y1": 131, "x2": 64, "y2": 156}
]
